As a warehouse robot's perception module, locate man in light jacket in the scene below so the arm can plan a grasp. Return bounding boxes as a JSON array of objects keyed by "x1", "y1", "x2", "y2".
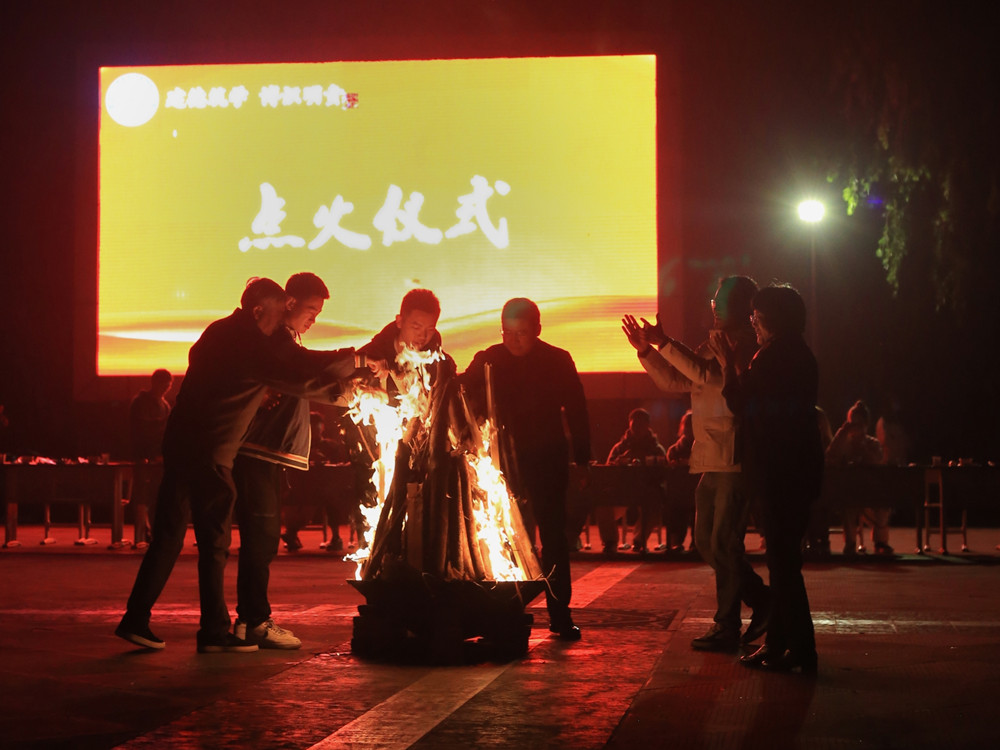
[{"x1": 622, "y1": 275, "x2": 770, "y2": 651}]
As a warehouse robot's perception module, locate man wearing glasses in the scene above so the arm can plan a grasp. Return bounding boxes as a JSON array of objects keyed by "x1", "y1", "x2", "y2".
[{"x1": 622, "y1": 276, "x2": 770, "y2": 653}]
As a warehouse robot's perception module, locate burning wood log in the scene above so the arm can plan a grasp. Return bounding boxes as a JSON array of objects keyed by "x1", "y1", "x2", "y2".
[
  {"x1": 347, "y1": 348, "x2": 541, "y2": 585},
  {"x1": 404, "y1": 479, "x2": 423, "y2": 571},
  {"x1": 460, "y1": 460, "x2": 488, "y2": 580},
  {"x1": 479, "y1": 364, "x2": 541, "y2": 580},
  {"x1": 344, "y1": 346, "x2": 551, "y2": 663},
  {"x1": 361, "y1": 440, "x2": 411, "y2": 581}
]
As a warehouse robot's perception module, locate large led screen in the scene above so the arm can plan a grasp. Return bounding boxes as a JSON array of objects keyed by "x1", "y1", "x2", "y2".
[{"x1": 98, "y1": 56, "x2": 657, "y2": 374}]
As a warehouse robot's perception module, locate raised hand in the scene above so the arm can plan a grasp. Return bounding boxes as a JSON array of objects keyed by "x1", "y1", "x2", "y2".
[
  {"x1": 621, "y1": 314, "x2": 649, "y2": 352},
  {"x1": 640, "y1": 313, "x2": 668, "y2": 347}
]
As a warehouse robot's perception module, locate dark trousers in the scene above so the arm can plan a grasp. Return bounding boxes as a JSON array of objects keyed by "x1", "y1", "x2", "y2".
[
  {"x1": 233, "y1": 455, "x2": 283, "y2": 628},
  {"x1": 131, "y1": 461, "x2": 163, "y2": 545},
  {"x1": 761, "y1": 490, "x2": 816, "y2": 656},
  {"x1": 694, "y1": 472, "x2": 769, "y2": 631},
  {"x1": 522, "y1": 460, "x2": 573, "y2": 626},
  {"x1": 124, "y1": 458, "x2": 236, "y2": 642}
]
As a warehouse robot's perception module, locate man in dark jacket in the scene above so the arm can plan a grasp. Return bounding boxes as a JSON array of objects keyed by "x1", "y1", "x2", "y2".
[
  {"x1": 711, "y1": 284, "x2": 823, "y2": 673},
  {"x1": 128, "y1": 368, "x2": 173, "y2": 546},
  {"x1": 116, "y1": 278, "x2": 368, "y2": 653},
  {"x1": 129, "y1": 369, "x2": 173, "y2": 461},
  {"x1": 461, "y1": 298, "x2": 591, "y2": 640},
  {"x1": 232, "y1": 272, "x2": 373, "y2": 650}
]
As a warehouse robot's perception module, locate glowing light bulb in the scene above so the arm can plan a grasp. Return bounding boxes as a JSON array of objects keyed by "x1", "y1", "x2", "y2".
[{"x1": 797, "y1": 199, "x2": 825, "y2": 223}]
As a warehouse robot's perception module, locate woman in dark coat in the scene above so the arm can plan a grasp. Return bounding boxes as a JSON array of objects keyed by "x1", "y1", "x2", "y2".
[{"x1": 709, "y1": 285, "x2": 823, "y2": 674}]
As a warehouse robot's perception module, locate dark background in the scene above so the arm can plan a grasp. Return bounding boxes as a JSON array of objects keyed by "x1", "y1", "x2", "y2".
[{"x1": 1, "y1": 0, "x2": 994, "y2": 464}]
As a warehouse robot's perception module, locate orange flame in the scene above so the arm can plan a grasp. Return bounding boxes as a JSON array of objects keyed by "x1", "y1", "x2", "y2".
[
  {"x1": 344, "y1": 346, "x2": 535, "y2": 582},
  {"x1": 466, "y1": 423, "x2": 526, "y2": 581},
  {"x1": 344, "y1": 346, "x2": 442, "y2": 578}
]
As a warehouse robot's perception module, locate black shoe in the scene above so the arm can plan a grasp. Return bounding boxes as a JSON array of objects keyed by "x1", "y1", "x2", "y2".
[
  {"x1": 281, "y1": 532, "x2": 303, "y2": 551},
  {"x1": 874, "y1": 542, "x2": 895, "y2": 556},
  {"x1": 549, "y1": 614, "x2": 582, "y2": 641},
  {"x1": 549, "y1": 624, "x2": 582, "y2": 641},
  {"x1": 741, "y1": 607, "x2": 770, "y2": 645},
  {"x1": 741, "y1": 645, "x2": 817, "y2": 674},
  {"x1": 691, "y1": 624, "x2": 739, "y2": 652},
  {"x1": 760, "y1": 650, "x2": 817, "y2": 675},
  {"x1": 739, "y1": 644, "x2": 774, "y2": 667},
  {"x1": 115, "y1": 618, "x2": 165, "y2": 650},
  {"x1": 197, "y1": 633, "x2": 259, "y2": 653},
  {"x1": 803, "y1": 542, "x2": 831, "y2": 561}
]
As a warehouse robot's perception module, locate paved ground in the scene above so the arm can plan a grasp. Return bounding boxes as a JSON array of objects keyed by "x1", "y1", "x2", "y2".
[{"x1": 2, "y1": 525, "x2": 999, "y2": 749}]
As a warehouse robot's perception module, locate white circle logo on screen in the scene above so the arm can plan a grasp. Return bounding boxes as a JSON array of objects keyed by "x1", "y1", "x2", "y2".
[{"x1": 105, "y1": 73, "x2": 159, "y2": 127}]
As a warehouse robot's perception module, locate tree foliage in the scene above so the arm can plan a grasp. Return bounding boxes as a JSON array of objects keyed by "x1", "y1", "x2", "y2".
[{"x1": 830, "y1": 3, "x2": 1000, "y2": 319}]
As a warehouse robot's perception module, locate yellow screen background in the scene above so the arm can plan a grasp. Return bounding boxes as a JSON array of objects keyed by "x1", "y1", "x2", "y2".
[{"x1": 98, "y1": 56, "x2": 657, "y2": 374}]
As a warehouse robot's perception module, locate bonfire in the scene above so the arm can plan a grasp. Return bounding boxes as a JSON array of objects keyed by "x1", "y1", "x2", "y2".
[
  {"x1": 343, "y1": 347, "x2": 545, "y2": 662},
  {"x1": 345, "y1": 347, "x2": 541, "y2": 583}
]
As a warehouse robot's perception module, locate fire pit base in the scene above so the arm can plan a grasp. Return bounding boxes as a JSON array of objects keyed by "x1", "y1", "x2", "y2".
[{"x1": 348, "y1": 573, "x2": 547, "y2": 664}]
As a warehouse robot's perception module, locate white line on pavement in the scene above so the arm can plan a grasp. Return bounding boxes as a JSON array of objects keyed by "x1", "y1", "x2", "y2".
[{"x1": 308, "y1": 562, "x2": 641, "y2": 750}]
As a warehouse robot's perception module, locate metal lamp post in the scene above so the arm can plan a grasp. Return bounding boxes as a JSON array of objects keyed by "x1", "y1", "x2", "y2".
[{"x1": 797, "y1": 199, "x2": 825, "y2": 350}]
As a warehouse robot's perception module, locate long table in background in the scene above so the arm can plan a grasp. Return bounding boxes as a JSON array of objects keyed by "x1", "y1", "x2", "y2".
[
  {"x1": 570, "y1": 463, "x2": 1000, "y2": 554},
  {"x1": 3, "y1": 459, "x2": 998, "y2": 553},
  {"x1": 568, "y1": 463, "x2": 697, "y2": 511},
  {"x1": 1, "y1": 460, "x2": 357, "y2": 549},
  {"x1": 2, "y1": 462, "x2": 133, "y2": 548},
  {"x1": 819, "y1": 465, "x2": 1000, "y2": 552}
]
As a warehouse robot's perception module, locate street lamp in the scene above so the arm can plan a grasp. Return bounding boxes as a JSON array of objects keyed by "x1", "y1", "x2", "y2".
[{"x1": 797, "y1": 199, "x2": 825, "y2": 350}]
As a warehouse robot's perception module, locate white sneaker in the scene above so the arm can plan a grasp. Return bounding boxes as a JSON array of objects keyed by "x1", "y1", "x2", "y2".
[{"x1": 234, "y1": 618, "x2": 301, "y2": 650}]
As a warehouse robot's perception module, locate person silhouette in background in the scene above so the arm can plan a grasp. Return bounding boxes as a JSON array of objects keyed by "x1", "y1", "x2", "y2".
[
  {"x1": 663, "y1": 409, "x2": 696, "y2": 552},
  {"x1": 599, "y1": 408, "x2": 667, "y2": 556},
  {"x1": 803, "y1": 406, "x2": 835, "y2": 559},
  {"x1": 827, "y1": 399, "x2": 892, "y2": 555},
  {"x1": 129, "y1": 369, "x2": 172, "y2": 461},
  {"x1": 281, "y1": 410, "x2": 352, "y2": 553},
  {"x1": 129, "y1": 369, "x2": 173, "y2": 545},
  {"x1": 665, "y1": 410, "x2": 694, "y2": 466},
  {"x1": 876, "y1": 396, "x2": 911, "y2": 468},
  {"x1": 0, "y1": 403, "x2": 11, "y2": 457}
]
